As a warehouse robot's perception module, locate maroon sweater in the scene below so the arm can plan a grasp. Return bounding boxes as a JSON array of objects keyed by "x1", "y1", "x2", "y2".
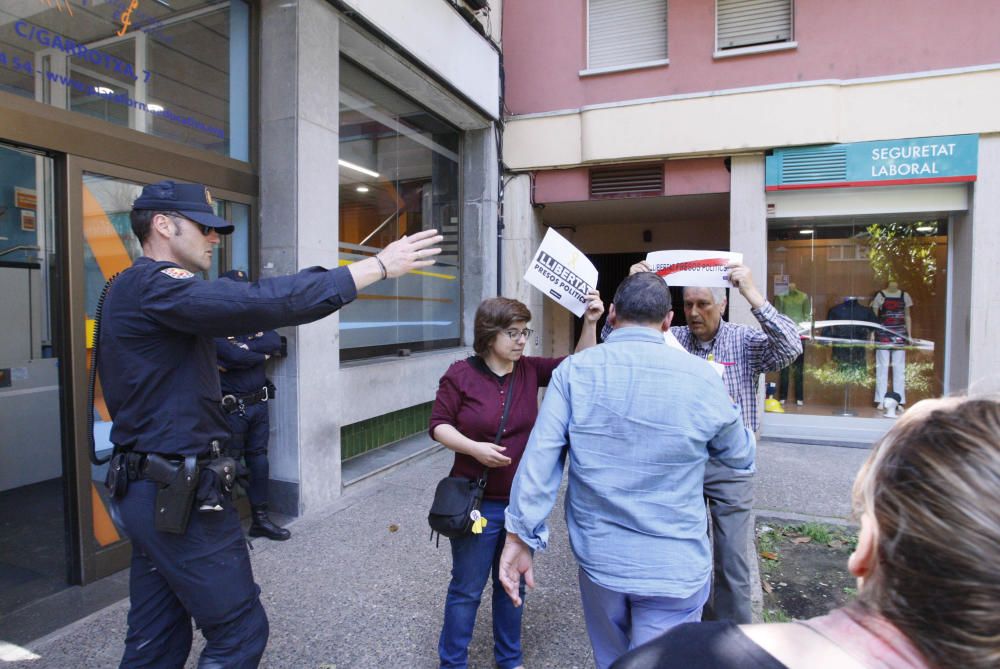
[{"x1": 429, "y1": 355, "x2": 564, "y2": 501}]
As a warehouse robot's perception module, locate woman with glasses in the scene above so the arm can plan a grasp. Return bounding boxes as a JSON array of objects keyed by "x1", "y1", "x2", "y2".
[{"x1": 430, "y1": 292, "x2": 603, "y2": 669}]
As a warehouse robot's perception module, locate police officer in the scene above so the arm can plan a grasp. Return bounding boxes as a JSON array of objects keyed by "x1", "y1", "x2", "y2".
[
  {"x1": 99, "y1": 180, "x2": 441, "y2": 668},
  {"x1": 214, "y1": 270, "x2": 289, "y2": 541}
]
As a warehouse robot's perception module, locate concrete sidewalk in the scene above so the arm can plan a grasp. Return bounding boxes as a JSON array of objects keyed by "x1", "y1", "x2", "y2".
[{"x1": 6, "y1": 439, "x2": 867, "y2": 668}]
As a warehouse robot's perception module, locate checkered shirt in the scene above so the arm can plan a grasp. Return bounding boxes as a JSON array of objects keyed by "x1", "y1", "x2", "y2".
[{"x1": 601, "y1": 301, "x2": 802, "y2": 432}]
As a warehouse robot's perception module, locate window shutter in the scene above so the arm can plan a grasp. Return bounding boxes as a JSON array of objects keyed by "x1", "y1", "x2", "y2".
[
  {"x1": 589, "y1": 0, "x2": 668, "y2": 69},
  {"x1": 717, "y1": 0, "x2": 792, "y2": 50}
]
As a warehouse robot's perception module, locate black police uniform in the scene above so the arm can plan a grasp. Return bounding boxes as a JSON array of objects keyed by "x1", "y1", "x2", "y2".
[
  {"x1": 215, "y1": 329, "x2": 279, "y2": 503},
  {"x1": 99, "y1": 182, "x2": 358, "y2": 668},
  {"x1": 214, "y1": 272, "x2": 289, "y2": 540}
]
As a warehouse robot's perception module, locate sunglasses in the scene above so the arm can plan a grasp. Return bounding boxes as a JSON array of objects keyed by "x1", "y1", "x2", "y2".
[{"x1": 168, "y1": 212, "x2": 216, "y2": 236}]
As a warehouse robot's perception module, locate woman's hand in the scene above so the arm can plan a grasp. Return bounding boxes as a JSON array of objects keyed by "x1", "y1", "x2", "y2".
[
  {"x1": 472, "y1": 442, "x2": 513, "y2": 468},
  {"x1": 583, "y1": 289, "x2": 604, "y2": 324}
]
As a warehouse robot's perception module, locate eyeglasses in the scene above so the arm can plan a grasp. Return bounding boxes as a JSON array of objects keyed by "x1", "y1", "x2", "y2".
[
  {"x1": 168, "y1": 212, "x2": 215, "y2": 236},
  {"x1": 503, "y1": 328, "x2": 534, "y2": 341}
]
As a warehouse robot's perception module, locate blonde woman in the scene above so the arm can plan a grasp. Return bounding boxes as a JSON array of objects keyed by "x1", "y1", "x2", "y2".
[{"x1": 613, "y1": 395, "x2": 1000, "y2": 669}]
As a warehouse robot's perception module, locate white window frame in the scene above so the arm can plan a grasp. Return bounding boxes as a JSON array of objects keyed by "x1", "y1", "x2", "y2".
[
  {"x1": 581, "y1": 0, "x2": 669, "y2": 77},
  {"x1": 714, "y1": 0, "x2": 796, "y2": 60}
]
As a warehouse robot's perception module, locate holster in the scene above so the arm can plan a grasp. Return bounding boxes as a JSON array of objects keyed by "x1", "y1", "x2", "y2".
[
  {"x1": 105, "y1": 452, "x2": 129, "y2": 499},
  {"x1": 145, "y1": 454, "x2": 199, "y2": 534}
]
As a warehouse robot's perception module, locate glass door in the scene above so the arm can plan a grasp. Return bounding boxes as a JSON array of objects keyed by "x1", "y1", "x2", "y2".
[
  {"x1": 67, "y1": 157, "x2": 252, "y2": 581},
  {"x1": 0, "y1": 143, "x2": 70, "y2": 616}
]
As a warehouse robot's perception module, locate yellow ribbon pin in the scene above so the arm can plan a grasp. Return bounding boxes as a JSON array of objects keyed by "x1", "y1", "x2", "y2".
[{"x1": 470, "y1": 510, "x2": 488, "y2": 535}]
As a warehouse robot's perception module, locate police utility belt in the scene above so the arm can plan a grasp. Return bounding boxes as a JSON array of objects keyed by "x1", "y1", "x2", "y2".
[
  {"x1": 221, "y1": 382, "x2": 275, "y2": 415},
  {"x1": 105, "y1": 440, "x2": 248, "y2": 535}
]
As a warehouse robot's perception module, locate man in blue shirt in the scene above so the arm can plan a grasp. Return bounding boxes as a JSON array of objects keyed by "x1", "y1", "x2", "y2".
[{"x1": 499, "y1": 272, "x2": 755, "y2": 669}]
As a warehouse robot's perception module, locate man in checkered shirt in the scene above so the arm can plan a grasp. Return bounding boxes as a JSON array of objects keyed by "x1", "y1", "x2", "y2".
[{"x1": 602, "y1": 260, "x2": 801, "y2": 623}]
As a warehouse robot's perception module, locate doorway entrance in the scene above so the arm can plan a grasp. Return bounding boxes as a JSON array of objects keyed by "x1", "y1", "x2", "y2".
[{"x1": 0, "y1": 143, "x2": 69, "y2": 617}]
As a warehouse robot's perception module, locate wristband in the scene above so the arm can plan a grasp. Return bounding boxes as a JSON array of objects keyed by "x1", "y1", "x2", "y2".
[{"x1": 374, "y1": 254, "x2": 388, "y2": 280}]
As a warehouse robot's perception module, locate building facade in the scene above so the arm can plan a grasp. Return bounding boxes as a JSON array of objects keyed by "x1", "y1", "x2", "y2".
[
  {"x1": 500, "y1": 0, "x2": 1000, "y2": 443},
  {"x1": 0, "y1": 0, "x2": 501, "y2": 614}
]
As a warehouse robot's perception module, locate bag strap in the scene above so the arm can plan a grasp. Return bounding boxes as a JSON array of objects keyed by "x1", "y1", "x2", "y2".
[{"x1": 477, "y1": 365, "x2": 517, "y2": 488}]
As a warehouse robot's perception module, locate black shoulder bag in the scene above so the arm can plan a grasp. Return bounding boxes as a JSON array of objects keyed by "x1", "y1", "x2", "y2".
[{"x1": 428, "y1": 369, "x2": 515, "y2": 544}]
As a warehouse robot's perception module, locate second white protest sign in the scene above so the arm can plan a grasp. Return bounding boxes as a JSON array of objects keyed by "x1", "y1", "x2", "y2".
[{"x1": 523, "y1": 228, "x2": 598, "y2": 317}]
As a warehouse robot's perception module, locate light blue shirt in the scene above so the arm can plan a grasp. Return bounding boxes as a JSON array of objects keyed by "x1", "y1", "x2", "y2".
[{"x1": 505, "y1": 326, "x2": 755, "y2": 598}]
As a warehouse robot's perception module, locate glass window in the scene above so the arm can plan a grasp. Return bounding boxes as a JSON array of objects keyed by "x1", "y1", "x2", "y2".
[
  {"x1": 717, "y1": 0, "x2": 793, "y2": 51},
  {"x1": 765, "y1": 217, "x2": 947, "y2": 417},
  {"x1": 1, "y1": 1, "x2": 249, "y2": 159},
  {"x1": 588, "y1": 0, "x2": 668, "y2": 71},
  {"x1": 338, "y1": 58, "x2": 461, "y2": 360}
]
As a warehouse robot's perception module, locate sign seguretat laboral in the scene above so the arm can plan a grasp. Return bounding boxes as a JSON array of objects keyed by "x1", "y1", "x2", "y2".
[{"x1": 766, "y1": 134, "x2": 978, "y2": 191}]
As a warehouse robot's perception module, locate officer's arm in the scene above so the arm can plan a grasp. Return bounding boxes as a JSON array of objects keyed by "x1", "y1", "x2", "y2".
[
  {"x1": 247, "y1": 330, "x2": 282, "y2": 356},
  {"x1": 143, "y1": 230, "x2": 443, "y2": 336},
  {"x1": 215, "y1": 338, "x2": 265, "y2": 370},
  {"x1": 144, "y1": 265, "x2": 359, "y2": 337}
]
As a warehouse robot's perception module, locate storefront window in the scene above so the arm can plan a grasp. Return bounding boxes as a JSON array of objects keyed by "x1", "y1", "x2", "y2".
[
  {"x1": 2, "y1": 1, "x2": 249, "y2": 160},
  {"x1": 765, "y1": 218, "x2": 948, "y2": 417},
  {"x1": 338, "y1": 58, "x2": 461, "y2": 359}
]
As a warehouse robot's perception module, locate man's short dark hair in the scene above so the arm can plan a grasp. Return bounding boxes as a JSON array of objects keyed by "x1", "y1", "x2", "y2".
[
  {"x1": 612, "y1": 272, "x2": 672, "y2": 325},
  {"x1": 130, "y1": 209, "x2": 158, "y2": 245}
]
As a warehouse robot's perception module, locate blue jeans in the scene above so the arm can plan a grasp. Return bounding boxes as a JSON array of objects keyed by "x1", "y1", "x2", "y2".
[
  {"x1": 438, "y1": 499, "x2": 525, "y2": 669},
  {"x1": 578, "y1": 568, "x2": 709, "y2": 669}
]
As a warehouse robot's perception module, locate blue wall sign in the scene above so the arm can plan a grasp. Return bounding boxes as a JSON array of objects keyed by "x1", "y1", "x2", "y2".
[{"x1": 766, "y1": 134, "x2": 978, "y2": 190}]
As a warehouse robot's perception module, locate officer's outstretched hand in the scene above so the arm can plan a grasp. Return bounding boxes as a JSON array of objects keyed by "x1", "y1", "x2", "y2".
[
  {"x1": 348, "y1": 229, "x2": 444, "y2": 291},
  {"x1": 378, "y1": 229, "x2": 444, "y2": 278}
]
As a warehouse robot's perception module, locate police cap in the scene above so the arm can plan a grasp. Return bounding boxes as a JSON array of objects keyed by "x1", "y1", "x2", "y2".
[
  {"x1": 133, "y1": 180, "x2": 235, "y2": 234},
  {"x1": 220, "y1": 269, "x2": 249, "y2": 282}
]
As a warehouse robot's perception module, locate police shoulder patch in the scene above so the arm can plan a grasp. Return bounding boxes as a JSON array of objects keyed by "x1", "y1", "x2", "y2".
[{"x1": 160, "y1": 267, "x2": 195, "y2": 279}]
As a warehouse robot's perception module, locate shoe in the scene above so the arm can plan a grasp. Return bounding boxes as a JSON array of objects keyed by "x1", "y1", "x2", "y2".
[
  {"x1": 796, "y1": 400, "x2": 803, "y2": 406},
  {"x1": 249, "y1": 503, "x2": 291, "y2": 541},
  {"x1": 779, "y1": 399, "x2": 786, "y2": 405}
]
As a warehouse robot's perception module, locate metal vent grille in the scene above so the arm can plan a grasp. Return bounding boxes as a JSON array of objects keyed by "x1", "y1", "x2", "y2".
[
  {"x1": 779, "y1": 149, "x2": 848, "y2": 184},
  {"x1": 590, "y1": 164, "x2": 664, "y2": 198}
]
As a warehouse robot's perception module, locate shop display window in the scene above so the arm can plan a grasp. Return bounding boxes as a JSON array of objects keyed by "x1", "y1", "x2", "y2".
[
  {"x1": 338, "y1": 58, "x2": 461, "y2": 360},
  {"x1": 765, "y1": 218, "x2": 948, "y2": 418},
  {"x1": 0, "y1": 1, "x2": 249, "y2": 160}
]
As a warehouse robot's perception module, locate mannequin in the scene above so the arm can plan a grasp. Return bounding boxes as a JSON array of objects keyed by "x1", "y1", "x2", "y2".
[
  {"x1": 825, "y1": 296, "x2": 877, "y2": 368},
  {"x1": 871, "y1": 280, "x2": 913, "y2": 407},
  {"x1": 774, "y1": 281, "x2": 810, "y2": 406}
]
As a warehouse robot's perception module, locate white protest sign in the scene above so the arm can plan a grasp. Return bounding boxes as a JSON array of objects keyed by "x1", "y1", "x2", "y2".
[
  {"x1": 646, "y1": 250, "x2": 743, "y2": 288},
  {"x1": 523, "y1": 228, "x2": 598, "y2": 317},
  {"x1": 664, "y1": 331, "x2": 725, "y2": 378}
]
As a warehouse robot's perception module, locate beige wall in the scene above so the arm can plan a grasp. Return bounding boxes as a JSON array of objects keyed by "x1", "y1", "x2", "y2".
[
  {"x1": 505, "y1": 69, "x2": 1000, "y2": 170},
  {"x1": 968, "y1": 134, "x2": 1000, "y2": 394}
]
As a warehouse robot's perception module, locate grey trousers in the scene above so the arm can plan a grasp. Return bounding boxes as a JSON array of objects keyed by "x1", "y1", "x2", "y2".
[{"x1": 701, "y1": 459, "x2": 755, "y2": 623}]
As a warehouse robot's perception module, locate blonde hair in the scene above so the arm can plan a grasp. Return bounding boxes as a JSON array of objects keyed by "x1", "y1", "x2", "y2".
[{"x1": 851, "y1": 395, "x2": 1000, "y2": 669}]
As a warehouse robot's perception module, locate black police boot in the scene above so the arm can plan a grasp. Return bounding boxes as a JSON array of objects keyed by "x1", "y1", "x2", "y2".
[{"x1": 249, "y1": 503, "x2": 290, "y2": 541}]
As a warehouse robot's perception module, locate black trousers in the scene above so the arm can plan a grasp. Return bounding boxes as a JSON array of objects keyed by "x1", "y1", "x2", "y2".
[
  {"x1": 224, "y1": 402, "x2": 270, "y2": 507},
  {"x1": 111, "y1": 480, "x2": 268, "y2": 668},
  {"x1": 778, "y1": 352, "x2": 805, "y2": 403}
]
